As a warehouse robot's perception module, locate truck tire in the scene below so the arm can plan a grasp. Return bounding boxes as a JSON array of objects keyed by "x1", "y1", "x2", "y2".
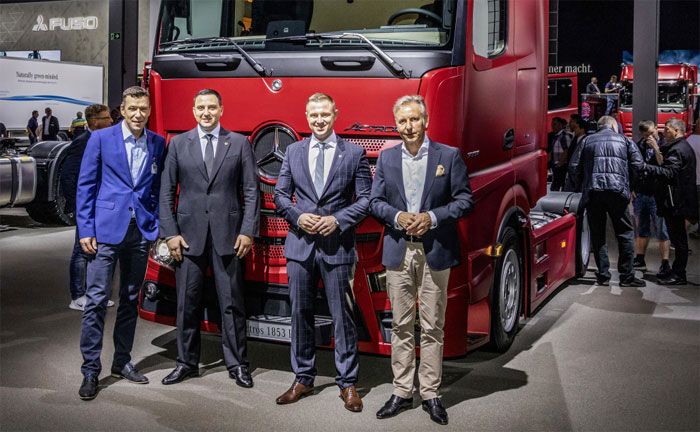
[
  {"x1": 575, "y1": 208, "x2": 591, "y2": 278},
  {"x1": 488, "y1": 226, "x2": 523, "y2": 353},
  {"x1": 25, "y1": 160, "x2": 72, "y2": 226}
]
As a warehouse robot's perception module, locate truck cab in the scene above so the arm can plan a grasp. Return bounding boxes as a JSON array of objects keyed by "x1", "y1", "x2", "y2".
[{"x1": 619, "y1": 63, "x2": 699, "y2": 136}]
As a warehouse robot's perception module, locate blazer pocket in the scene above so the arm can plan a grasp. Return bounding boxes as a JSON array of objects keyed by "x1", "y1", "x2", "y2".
[{"x1": 95, "y1": 199, "x2": 115, "y2": 210}]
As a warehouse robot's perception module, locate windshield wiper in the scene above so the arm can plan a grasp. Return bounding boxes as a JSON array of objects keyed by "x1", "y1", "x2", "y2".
[
  {"x1": 160, "y1": 37, "x2": 268, "y2": 76},
  {"x1": 266, "y1": 32, "x2": 411, "y2": 78}
]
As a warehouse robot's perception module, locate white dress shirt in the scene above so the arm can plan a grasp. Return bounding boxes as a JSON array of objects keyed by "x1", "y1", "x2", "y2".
[
  {"x1": 43, "y1": 115, "x2": 51, "y2": 135},
  {"x1": 308, "y1": 131, "x2": 337, "y2": 184},
  {"x1": 394, "y1": 137, "x2": 437, "y2": 230},
  {"x1": 198, "y1": 123, "x2": 221, "y2": 158}
]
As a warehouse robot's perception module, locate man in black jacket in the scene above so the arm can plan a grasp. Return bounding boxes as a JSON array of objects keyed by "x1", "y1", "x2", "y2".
[
  {"x1": 645, "y1": 118, "x2": 699, "y2": 285},
  {"x1": 60, "y1": 104, "x2": 112, "y2": 310},
  {"x1": 41, "y1": 107, "x2": 60, "y2": 140},
  {"x1": 568, "y1": 116, "x2": 646, "y2": 287}
]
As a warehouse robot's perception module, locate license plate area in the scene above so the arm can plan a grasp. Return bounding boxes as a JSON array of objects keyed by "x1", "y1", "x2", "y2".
[{"x1": 246, "y1": 315, "x2": 333, "y2": 345}]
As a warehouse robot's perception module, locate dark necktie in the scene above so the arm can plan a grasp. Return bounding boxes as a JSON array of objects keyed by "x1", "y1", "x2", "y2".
[{"x1": 204, "y1": 133, "x2": 214, "y2": 176}]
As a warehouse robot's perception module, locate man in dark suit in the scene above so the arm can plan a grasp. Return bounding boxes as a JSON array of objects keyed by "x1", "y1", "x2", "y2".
[
  {"x1": 274, "y1": 93, "x2": 371, "y2": 412},
  {"x1": 159, "y1": 89, "x2": 260, "y2": 387},
  {"x1": 41, "y1": 107, "x2": 60, "y2": 140},
  {"x1": 371, "y1": 95, "x2": 473, "y2": 425},
  {"x1": 60, "y1": 103, "x2": 112, "y2": 311},
  {"x1": 586, "y1": 76, "x2": 601, "y2": 94},
  {"x1": 76, "y1": 87, "x2": 166, "y2": 400}
]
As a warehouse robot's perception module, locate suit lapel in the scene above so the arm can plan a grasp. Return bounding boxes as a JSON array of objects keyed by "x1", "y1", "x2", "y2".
[
  {"x1": 187, "y1": 128, "x2": 208, "y2": 181},
  {"x1": 114, "y1": 124, "x2": 134, "y2": 187},
  {"x1": 299, "y1": 138, "x2": 317, "y2": 200},
  {"x1": 420, "y1": 143, "x2": 441, "y2": 210},
  {"x1": 390, "y1": 145, "x2": 407, "y2": 206},
  {"x1": 207, "y1": 128, "x2": 233, "y2": 187},
  {"x1": 319, "y1": 139, "x2": 345, "y2": 199}
]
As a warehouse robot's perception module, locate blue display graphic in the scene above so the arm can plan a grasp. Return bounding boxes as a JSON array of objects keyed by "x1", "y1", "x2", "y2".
[
  {"x1": 0, "y1": 94, "x2": 92, "y2": 106},
  {"x1": 623, "y1": 50, "x2": 700, "y2": 67}
]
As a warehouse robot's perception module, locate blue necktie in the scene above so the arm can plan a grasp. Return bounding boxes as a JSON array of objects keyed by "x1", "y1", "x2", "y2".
[{"x1": 314, "y1": 142, "x2": 326, "y2": 197}]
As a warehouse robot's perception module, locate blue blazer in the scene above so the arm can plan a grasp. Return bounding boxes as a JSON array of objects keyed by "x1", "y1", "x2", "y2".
[
  {"x1": 274, "y1": 137, "x2": 372, "y2": 265},
  {"x1": 370, "y1": 140, "x2": 474, "y2": 271},
  {"x1": 76, "y1": 122, "x2": 166, "y2": 244}
]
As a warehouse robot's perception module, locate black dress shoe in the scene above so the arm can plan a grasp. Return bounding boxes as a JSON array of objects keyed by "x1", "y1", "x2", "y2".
[
  {"x1": 111, "y1": 363, "x2": 149, "y2": 384},
  {"x1": 376, "y1": 395, "x2": 412, "y2": 419},
  {"x1": 79, "y1": 374, "x2": 99, "y2": 400},
  {"x1": 422, "y1": 398, "x2": 448, "y2": 425},
  {"x1": 161, "y1": 365, "x2": 198, "y2": 385},
  {"x1": 229, "y1": 365, "x2": 253, "y2": 388},
  {"x1": 620, "y1": 277, "x2": 646, "y2": 287},
  {"x1": 659, "y1": 275, "x2": 688, "y2": 285}
]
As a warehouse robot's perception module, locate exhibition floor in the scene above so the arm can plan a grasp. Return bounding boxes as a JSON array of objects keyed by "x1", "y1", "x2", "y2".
[{"x1": 1, "y1": 208, "x2": 698, "y2": 431}]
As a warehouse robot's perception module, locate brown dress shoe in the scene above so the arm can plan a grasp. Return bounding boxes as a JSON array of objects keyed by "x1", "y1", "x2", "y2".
[
  {"x1": 339, "y1": 385, "x2": 363, "y2": 412},
  {"x1": 276, "y1": 381, "x2": 314, "y2": 405}
]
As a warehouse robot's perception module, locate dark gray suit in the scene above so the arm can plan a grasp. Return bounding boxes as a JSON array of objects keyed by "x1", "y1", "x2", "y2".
[
  {"x1": 274, "y1": 137, "x2": 371, "y2": 388},
  {"x1": 159, "y1": 127, "x2": 259, "y2": 370}
]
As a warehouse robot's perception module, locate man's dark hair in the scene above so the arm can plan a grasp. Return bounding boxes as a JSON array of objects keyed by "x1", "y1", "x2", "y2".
[
  {"x1": 610, "y1": 75, "x2": 617, "y2": 80},
  {"x1": 552, "y1": 117, "x2": 567, "y2": 128},
  {"x1": 638, "y1": 120, "x2": 656, "y2": 133},
  {"x1": 193, "y1": 88, "x2": 222, "y2": 106},
  {"x1": 570, "y1": 114, "x2": 586, "y2": 130},
  {"x1": 32, "y1": 110, "x2": 38, "y2": 116},
  {"x1": 84, "y1": 104, "x2": 110, "y2": 120},
  {"x1": 121, "y1": 86, "x2": 149, "y2": 104},
  {"x1": 45, "y1": 107, "x2": 52, "y2": 114}
]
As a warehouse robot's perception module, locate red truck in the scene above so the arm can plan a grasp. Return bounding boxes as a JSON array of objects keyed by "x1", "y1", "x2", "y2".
[
  {"x1": 139, "y1": 0, "x2": 589, "y2": 357},
  {"x1": 618, "y1": 63, "x2": 699, "y2": 136}
]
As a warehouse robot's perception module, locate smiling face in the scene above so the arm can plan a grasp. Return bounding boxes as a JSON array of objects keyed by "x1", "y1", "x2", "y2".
[
  {"x1": 305, "y1": 99, "x2": 337, "y2": 142},
  {"x1": 120, "y1": 95, "x2": 150, "y2": 136},
  {"x1": 394, "y1": 102, "x2": 428, "y2": 148},
  {"x1": 193, "y1": 94, "x2": 223, "y2": 131}
]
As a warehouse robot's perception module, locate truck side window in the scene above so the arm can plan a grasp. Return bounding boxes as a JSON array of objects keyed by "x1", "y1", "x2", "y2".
[
  {"x1": 548, "y1": 79, "x2": 574, "y2": 111},
  {"x1": 472, "y1": 0, "x2": 507, "y2": 58}
]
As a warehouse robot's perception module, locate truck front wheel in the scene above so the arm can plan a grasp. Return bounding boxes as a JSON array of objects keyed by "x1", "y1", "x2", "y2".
[{"x1": 489, "y1": 226, "x2": 523, "y2": 352}]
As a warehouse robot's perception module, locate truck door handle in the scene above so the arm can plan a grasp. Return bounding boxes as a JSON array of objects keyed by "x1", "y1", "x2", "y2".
[
  {"x1": 320, "y1": 56, "x2": 375, "y2": 71},
  {"x1": 503, "y1": 128, "x2": 515, "y2": 150},
  {"x1": 194, "y1": 57, "x2": 241, "y2": 71}
]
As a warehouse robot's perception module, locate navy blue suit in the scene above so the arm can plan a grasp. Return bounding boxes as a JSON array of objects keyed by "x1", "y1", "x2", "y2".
[
  {"x1": 370, "y1": 141, "x2": 474, "y2": 271},
  {"x1": 274, "y1": 137, "x2": 371, "y2": 388},
  {"x1": 76, "y1": 122, "x2": 165, "y2": 376}
]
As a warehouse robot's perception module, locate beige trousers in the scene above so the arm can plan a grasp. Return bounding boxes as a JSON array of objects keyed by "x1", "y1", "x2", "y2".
[{"x1": 386, "y1": 241, "x2": 450, "y2": 400}]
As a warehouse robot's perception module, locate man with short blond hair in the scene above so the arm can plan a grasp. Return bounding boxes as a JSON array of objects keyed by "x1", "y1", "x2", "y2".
[{"x1": 371, "y1": 95, "x2": 473, "y2": 425}]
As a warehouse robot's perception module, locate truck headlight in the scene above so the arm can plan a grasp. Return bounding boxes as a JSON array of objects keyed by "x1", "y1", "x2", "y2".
[
  {"x1": 368, "y1": 270, "x2": 387, "y2": 293},
  {"x1": 150, "y1": 239, "x2": 175, "y2": 269}
]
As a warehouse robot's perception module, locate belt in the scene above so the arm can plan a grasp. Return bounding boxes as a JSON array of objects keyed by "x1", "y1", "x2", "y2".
[{"x1": 401, "y1": 233, "x2": 423, "y2": 243}]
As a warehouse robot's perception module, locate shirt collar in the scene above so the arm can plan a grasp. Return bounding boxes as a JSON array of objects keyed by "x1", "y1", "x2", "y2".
[
  {"x1": 401, "y1": 135, "x2": 430, "y2": 158},
  {"x1": 310, "y1": 131, "x2": 337, "y2": 148},
  {"x1": 198, "y1": 123, "x2": 221, "y2": 140},
  {"x1": 121, "y1": 120, "x2": 147, "y2": 142}
]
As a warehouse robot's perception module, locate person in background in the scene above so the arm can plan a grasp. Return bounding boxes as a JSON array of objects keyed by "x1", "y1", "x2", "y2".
[
  {"x1": 610, "y1": 110, "x2": 625, "y2": 135},
  {"x1": 604, "y1": 75, "x2": 622, "y2": 115},
  {"x1": 645, "y1": 118, "x2": 698, "y2": 285},
  {"x1": 27, "y1": 110, "x2": 39, "y2": 144},
  {"x1": 567, "y1": 116, "x2": 646, "y2": 287},
  {"x1": 586, "y1": 76, "x2": 601, "y2": 94},
  {"x1": 60, "y1": 104, "x2": 113, "y2": 311},
  {"x1": 550, "y1": 117, "x2": 573, "y2": 191},
  {"x1": 631, "y1": 121, "x2": 671, "y2": 279},
  {"x1": 41, "y1": 107, "x2": 60, "y2": 141},
  {"x1": 685, "y1": 118, "x2": 700, "y2": 238},
  {"x1": 0, "y1": 121, "x2": 6, "y2": 138},
  {"x1": 110, "y1": 107, "x2": 123, "y2": 125},
  {"x1": 69, "y1": 111, "x2": 88, "y2": 138}
]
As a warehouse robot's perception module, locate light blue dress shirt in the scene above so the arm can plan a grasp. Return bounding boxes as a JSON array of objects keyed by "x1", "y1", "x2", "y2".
[
  {"x1": 121, "y1": 120, "x2": 148, "y2": 185},
  {"x1": 394, "y1": 137, "x2": 437, "y2": 231}
]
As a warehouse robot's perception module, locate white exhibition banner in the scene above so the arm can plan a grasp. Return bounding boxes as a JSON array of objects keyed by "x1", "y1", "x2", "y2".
[{"x1": 0, "y1": 57, "x2": 103, "y2": 130}]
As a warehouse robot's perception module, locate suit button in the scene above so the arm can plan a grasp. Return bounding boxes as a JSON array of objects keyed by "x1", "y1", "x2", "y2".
[
  {"x1": 205, "y1": 210, "x2": 209, "y2": 214},
  {"x1": 128, "y1": 207, "x2": 133, "y2": 211}
]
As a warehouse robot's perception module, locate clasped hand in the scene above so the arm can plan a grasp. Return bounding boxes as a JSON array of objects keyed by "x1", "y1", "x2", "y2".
[
  {"x1": 298, "y1": 213, "x2": 338, "y2": 236},
  {"x1": 398, "y1": 211, "x2": 432, "y2": 236}
]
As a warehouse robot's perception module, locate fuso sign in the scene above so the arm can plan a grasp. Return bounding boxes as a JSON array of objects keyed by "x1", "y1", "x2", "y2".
[{"x1": 32, "y1": 14, "x2": 99, "y2": 31}]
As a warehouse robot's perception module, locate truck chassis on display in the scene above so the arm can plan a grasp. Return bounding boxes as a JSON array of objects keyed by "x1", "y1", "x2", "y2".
[{"x1": 138, "y1": 0, "x2": 590, "y2": 357}]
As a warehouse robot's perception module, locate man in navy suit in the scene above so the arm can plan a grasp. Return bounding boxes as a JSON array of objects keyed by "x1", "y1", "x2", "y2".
[
  {"x1": 76, "y1": 87, "x2": 166, "y2": 400},
  {"x1": 371, "y1": 95, "x2": 473, "y2": 425},
  {"x1": 274, "y1": 93, "x2": 371, "y2": 412}
]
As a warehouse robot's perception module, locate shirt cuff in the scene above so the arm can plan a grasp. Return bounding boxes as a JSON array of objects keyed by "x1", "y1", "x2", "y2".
[
  {"x1": 428, "y1": 211, "x2": 437, "y2": 229},
  {"x1": 393, "y1": 212, "x2": 404, "y2": 230}
]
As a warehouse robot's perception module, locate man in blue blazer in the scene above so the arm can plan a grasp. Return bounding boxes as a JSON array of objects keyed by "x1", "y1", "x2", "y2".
[
  {"x1": 371, "y1": 95, "x2": 473, "y2": 425},
  {"x1": 75, "y1": 87, "x2": 166, "y2": 400},
  {"x1": 274, "y1": 93, "x2": 371, "y2": 412}
]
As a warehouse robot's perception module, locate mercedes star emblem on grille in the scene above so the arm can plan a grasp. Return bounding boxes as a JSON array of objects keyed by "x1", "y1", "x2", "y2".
[{"x1": 253, "y1": 124, "x2": 296, "y2": 178}]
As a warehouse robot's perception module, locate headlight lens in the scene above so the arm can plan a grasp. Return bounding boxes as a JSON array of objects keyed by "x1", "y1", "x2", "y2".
[{"x1": 150, "y1": 239, "x2": 175, "y2": 268}]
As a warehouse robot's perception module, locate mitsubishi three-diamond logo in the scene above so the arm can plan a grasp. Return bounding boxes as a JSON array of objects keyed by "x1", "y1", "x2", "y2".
[{"x1": 32, "y1": 15, "x2": 47, "y2": 31}]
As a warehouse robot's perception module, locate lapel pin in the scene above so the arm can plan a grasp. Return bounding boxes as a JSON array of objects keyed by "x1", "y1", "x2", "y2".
[
  {"x1": 225, "y1": 140, "x2": 229, "y2": 146},
  {"x1": 436, "y1": 164, "x2": 445, "y2": 177}
]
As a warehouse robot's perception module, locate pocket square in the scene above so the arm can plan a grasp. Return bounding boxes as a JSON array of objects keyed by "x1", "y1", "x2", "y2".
[{"x1": 436, "y1": 164, "x2": 445, "y2": 177}]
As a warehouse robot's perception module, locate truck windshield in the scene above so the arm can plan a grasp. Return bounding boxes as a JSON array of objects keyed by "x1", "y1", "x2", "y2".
[
  {"x1": 620, "y1": 82, "x2": 688, "y2": 108},
  {"x1": 158, "y1": 0, "x2": 457, "y2": 52}
]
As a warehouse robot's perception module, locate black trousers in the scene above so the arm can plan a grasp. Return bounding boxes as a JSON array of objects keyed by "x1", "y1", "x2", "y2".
[
  {"x1": 175, "y1": 230, "x2": 247, "y2": 370},
  {"x1": 551, "y1": 166, "x2": 568, "y2": 191},
  {"x1": 587, "y1": 191, "x2": 635, "y2": 281},
  {"x1": 664, "y1": 214, "x2": 689, "y2": 279}
]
